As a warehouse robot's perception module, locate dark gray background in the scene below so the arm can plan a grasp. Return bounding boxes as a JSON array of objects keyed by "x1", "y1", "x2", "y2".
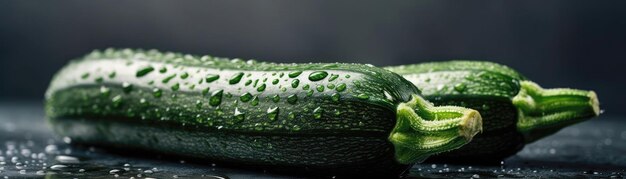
[{"x1": 1, "y1": 1, "x2": 624, "y2": 114}]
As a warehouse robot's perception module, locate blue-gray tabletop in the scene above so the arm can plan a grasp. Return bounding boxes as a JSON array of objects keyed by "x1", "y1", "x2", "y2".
[{"x1": 0, "y1": 102, "x2": 624, "y2": 178}]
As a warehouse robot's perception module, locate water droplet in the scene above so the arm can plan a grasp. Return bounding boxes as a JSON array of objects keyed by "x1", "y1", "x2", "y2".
[
  {"x1": 81, "y1": 72, "x2": 90, "y2": 79},
  {"x1": 313, "y1": 107, "x2": 323, "y2": 119},
  {"x1": 345, "y1": 74, "x2": 351, "y2": 78},
  {"x1": 202, "y1": 87, "x2": 210, "y2": 96},
  {"x1": 331, "y1": 93, "x2": 340, "y2": 102},
  {"x1": 162, "y1": 74, "x2": 176, "y2": 83},
  {"x1": 306, "y1": 90, "x2": 314, "y2": 97},
  {"x1": 336, "y1": 83, "x2": 346, "y2": 92},
  {"x1": 171, "y1": 83, "x2": 180, "y2": 91},
  {"x1": 233, "y1": 108, "x2": 245, "y2": 123},
  {"x1": 291, "y1": 79, "x2": 300, "y2": 88},
  {"x1": 109, "y1": 71, "x2": 117, "y2": 78},
  {"x1": 229, "y1": 72, "x2": 244, "y2": 84},
  {"x1": 121, "y1": 82, "x2": 132, "y2": 93},
  {"x1": 153, "y1": 88, "x2": 162, "y2": 98},
  {"x1": 328, "y1": 74, "x2": 339, "y2": 81},
  {"x1": 288, "y1": 112, "x2": 295, "y2": 119},
  {"x1": 308, "y1": 71, "x2": 328, "y2": 81},
  {"x1": 256, "y1": 84, "x2": 266, "y2": 92},
  {"x1": 250, "y1": 96, "x2": 259, "y2": 106},
  {"x1": 302, "y1": 84, "x2": 310, "y2": 90},
  {"x1": 100, "y1": 86, "x2": 111, "y2": 97},
  {"x1": 180, "y1": 72, "x2": 189, "y2": 79},
  {"x1": 272, "y1": 95, "x2": 281, "y2": 102},
  {"x1": 454, "y1": 83, "x2": 467, "y2": 93},
  {"x1": 112, "y1": 95, "x2": 122, "y2": 107},
  {"x1": 240, "y1": 92, "x2": 253, "y2": 102},
  {"x1": 205, "y1": 74, "x2": 220, "y2": 83},
  {"x1": 159, "y1": 67, "x2": 167, "y2": 73},
  {"x1": 267, "y1": 107, "x2": 279, "y2": 121},
  {"x1": 327, "y1": 84, "x2": 335, "y2": 89},
  {"x1": 356, "y1": 94, "x2": 369, "y2": 100},
  {"x1": 50, "y1": 164, "x2": 68, "y2": 170},
  {"x1": 209, "y1": 90, "x2": 223, "y2": 106},
  {"x1": 288, "y1": 71, "x2": 303, "y2": 78},
  {"x1": 136, "y1": 66, "x2": 155, "y2": 77},
  {"x1": 272, "y1": 79, "x2": 279, "y2": 85},
  {"x1": 245, "y1": 80, "x2": 252, "y2": 86},
  {"x1": 287, "y1": 94, "x2": 298, "y2": 104},
  {"x1": 316, "y1": 85, "x2": 325, "y2": 92},
  {"x1": 95, "y1": 77, "x2": 104, "y2": 83},
  {"x1": 55, "y1": 155, "x2": 79, "y2": 164}
]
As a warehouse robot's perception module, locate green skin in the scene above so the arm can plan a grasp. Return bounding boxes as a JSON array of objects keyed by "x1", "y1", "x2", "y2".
[
  {"x1": 386, "y1": 61, "x2": 600, "y2": 162},
  {"x1": 45, "y1": 49, "x2": 482, "y2": 176}
]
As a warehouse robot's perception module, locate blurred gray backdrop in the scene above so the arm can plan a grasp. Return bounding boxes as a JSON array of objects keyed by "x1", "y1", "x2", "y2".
[{"x1": 1, "y1": 1, "x2": 624, "y2": 115}]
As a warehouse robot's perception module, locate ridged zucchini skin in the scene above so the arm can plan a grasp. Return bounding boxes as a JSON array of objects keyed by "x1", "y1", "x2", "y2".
[
  {"x1": 45, "y1": 49, "x2": 481, "y2": 176},
  {"x1": 386, "y1": 61, "x2": 599, "y2": 162}
]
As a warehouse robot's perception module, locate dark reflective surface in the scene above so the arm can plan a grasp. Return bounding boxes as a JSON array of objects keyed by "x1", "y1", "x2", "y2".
[{"x1": 0, "y1": 102, "x2": 624, "y2": 178}]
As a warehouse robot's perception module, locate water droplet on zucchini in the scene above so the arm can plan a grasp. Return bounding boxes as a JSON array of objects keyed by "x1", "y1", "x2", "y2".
[
  {"x1": 209, "y1": 90, "x2": 223, "y2": 106},
  {"x1": 205, "y1": 74, "x2": 220, "y2": 83},
  {"x1": 288, "y1": 71, "x2": 302, "y2": 78},
  {"x1": 229, "y1": 72, "x2": 244, "y2": 84},
  {"x1": 308, "y1": 71, "x2": 328, "y2": 81},
  {"x1": 136, "y1": 66, "x2": 154, "y2": 77},
  {"x1": 267, "y1": 107, "x2": 279, "y2": 121}
]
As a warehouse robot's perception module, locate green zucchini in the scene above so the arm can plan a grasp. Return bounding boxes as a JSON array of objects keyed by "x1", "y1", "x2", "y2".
[
  {"x1": 44, "y1": 49, "x2": 482, "y2": 176},
  {"x1": 386, "y1": 61, "x2": 600, "y2": 162}
]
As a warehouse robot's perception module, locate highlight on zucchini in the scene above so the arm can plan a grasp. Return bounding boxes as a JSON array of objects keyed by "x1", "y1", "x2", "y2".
[
  {"x1": 44, "y1": 49, "x2": 482, "y2": 176},
  {"x1": 386, "y1": 61, "x2": 600, "y2": 162}
]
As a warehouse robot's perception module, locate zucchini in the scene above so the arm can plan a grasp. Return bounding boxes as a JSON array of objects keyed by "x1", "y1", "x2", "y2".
[
  {"x1": 45, "y1": 49, "x2": 482, "y2": 176},
  {"x1": 386, "y1": 61, "x2": 600, "y2": 162}
]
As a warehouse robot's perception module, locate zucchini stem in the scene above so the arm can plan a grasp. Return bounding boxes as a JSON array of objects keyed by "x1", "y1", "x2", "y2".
[
  {"x1": 513, "y1": 81, "x2": 600, "y2": 142},
  {"x1": 389, "y1": 94, "x2": 482, "y2": 164}
]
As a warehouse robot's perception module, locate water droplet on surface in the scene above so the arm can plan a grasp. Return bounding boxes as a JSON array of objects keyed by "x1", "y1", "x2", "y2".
[
  {"x1": 112, "y1": 95, "x2": 123, "y2": 107},
  {"x1": 50, "y1": 164, "x2": 68, "y2": 170},
  {"x1": 272, "y1": 79, "x2": 279, "y2": 85},
  {"x1": 308, "y1": 71, "x2": 328, "y2": 81},
  {"x1": 291, "y1": 79, "x2": 300, "y2": 88},
  {"x1": 229, "y1": 72, "x2": 244, "y2": 84},
  {"x1": 233, "y1": 108, "x2": 245, "y2": 123},
  {"x1": 302, "y1": 84, "x2": 310, "y2": 90},
  {"x1": 122, "y1": 82, "x2": 133, "y2": 93},
  {"x1": 288, "y1": 71, "x2": 302, "y2": 78},
  {"x1": 171, "y1": 83, "x2": 180, "y2": 91},
  {"x1": 209, "y1": 90, "x2": 223, "y2": 106},
  {"x1": 272, "y1": 95, "x2": 281, "y2": 103},
  {"x1": 328, "y1": 74, "x2": 339, "y2": 81},
  {"x1": 180, "y1": 72, "x2": 189, "y2": 79},
  {"x1": 136, "y1": 66, "x2": 155, "y2": 77},
  {"x1": 100, "y1": 86, "x2": 111, "y2": 97},
  {"x1": 287, "y1": 94, "x2": 298, "y2": 104},
  {"x1": 152, "y1": 88, "x2": 162, "y2": 98},
  {"x1": 357, "y1": 94, "x2": 369, "y2": 100},
  {"x1": 162, "y1": 74, "x2": 176, "y2": 83},
  {"x1": 256, "y1": 84, "x2": 266, "y2": 92},
  {"x1": 331, "y1": 93, "x2": 340, "y2": 102},
  {"x1": 205, "y1": 74, "x2": 220, "y2": 83},
  {"x1": 109, "y1": 71, "x2": 117, "y2": 78},
  {"x1": 267, "y1": 107, "x2": 279, "y2": 121},
  {"x1": 454, "y1": 83, "x2": 467, "y2": 92},
  {"x1": 55, "y1": 155, "x2": 79, "y2": 164},
  {"x1": 159, "y1": 67, "x2": 167, "y2": 73},
  {"x1": 250, "y1": 96, "x2": 259, "y2": 106},
  {"x1": 313, "y1": 107, "x2": 323, "y2": 119},
  {"x1": 316, "y1": 85, "x2": 325, "y2": 92},
  {"x1": 240, "y1": 92, "x2": 253, "y2": 102},
  {"x1": 336, "y1": 83, "x2": 346, "y2": 92},
  {"x1": 81, "y1": 72, "x2": 90, "y2": 79}
]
